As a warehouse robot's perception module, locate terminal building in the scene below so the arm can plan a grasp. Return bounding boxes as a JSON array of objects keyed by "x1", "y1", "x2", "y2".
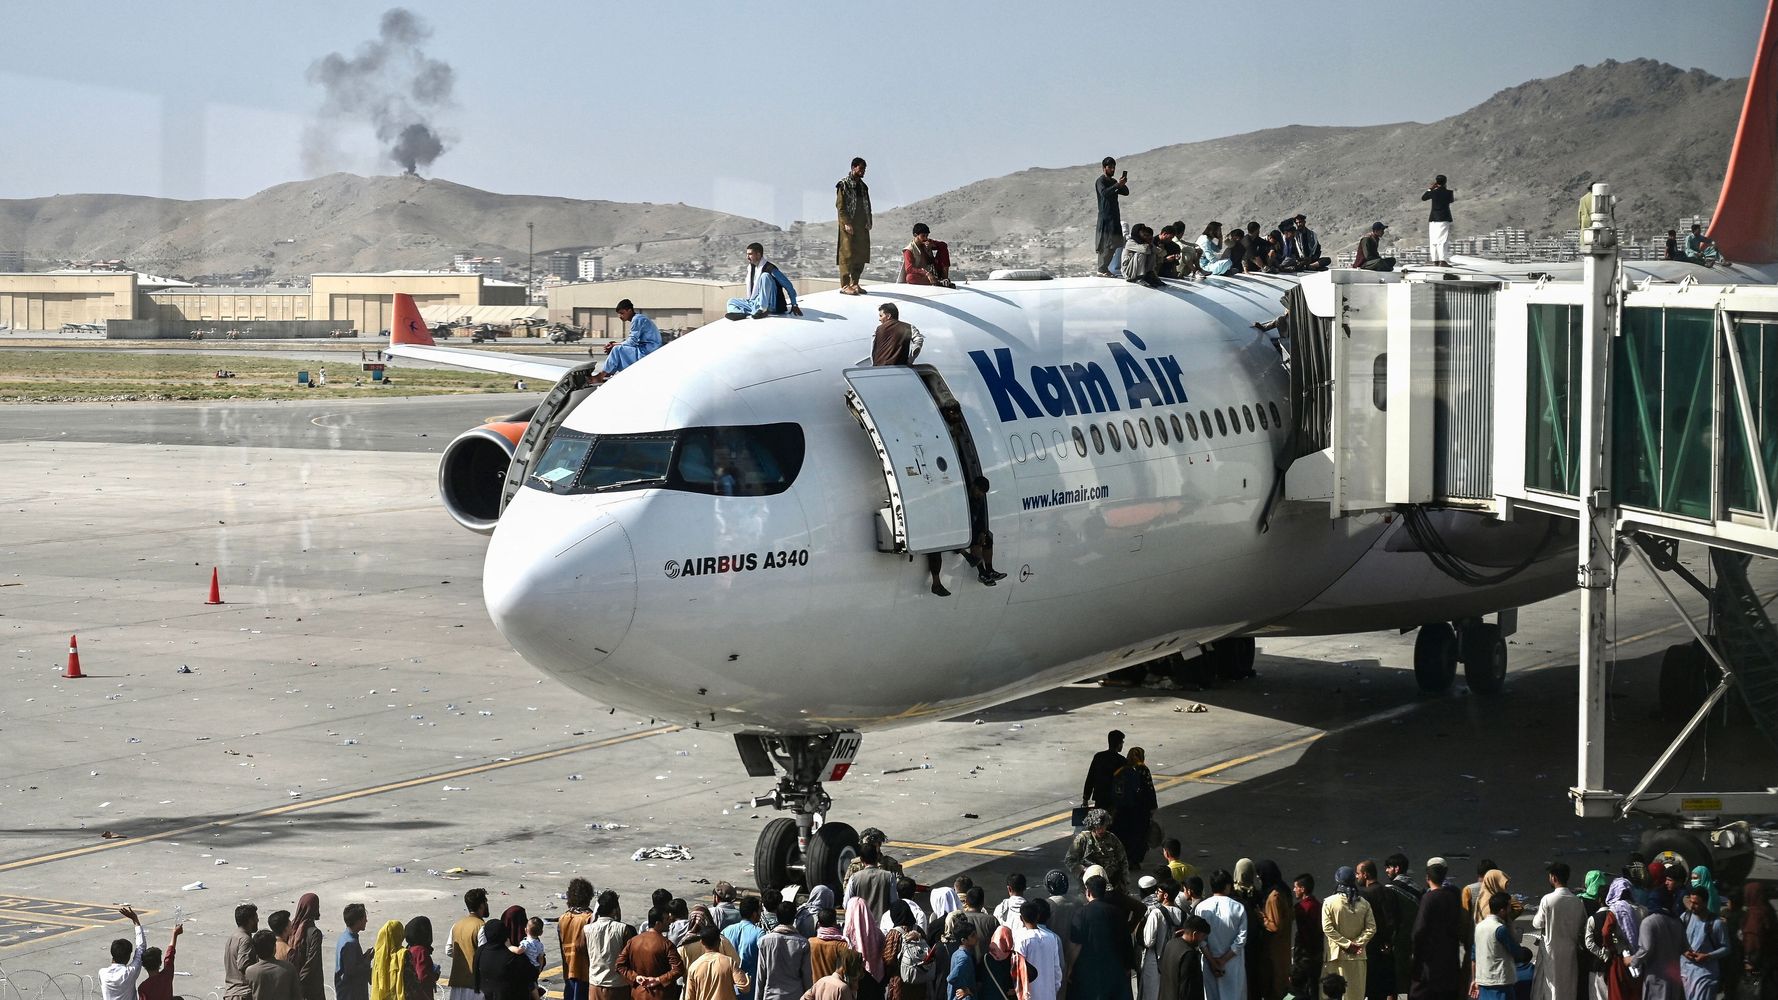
[{"x1": 0, "y1": 270, "x2": 526, "y2": 334}]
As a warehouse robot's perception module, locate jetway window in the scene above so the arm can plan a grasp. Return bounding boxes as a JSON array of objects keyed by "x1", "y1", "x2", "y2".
[
  {"x1": 1525, "y1": 303, "x2": 1581, "y2": 496},
  {"x1": 1612, "y1": 309, "x2": 1714, "y2": 518},
  {"x1": 1726, "y1": 320, "x2": 1778, "y2": 512}
]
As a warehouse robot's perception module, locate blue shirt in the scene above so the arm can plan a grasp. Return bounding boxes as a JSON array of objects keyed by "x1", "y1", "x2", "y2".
[
  {"x1": 949, "y1": 946, "x2": 977, "y2": 996},
  {"x1": 626, "y1": 313, "x2": 663, "y2": 355},
  {"x1": 334, "y1": 930, "x2": 369, "y2": 1000},
  {"x1": 722, "y1": 921, "x2": 764, "y2": 995}
]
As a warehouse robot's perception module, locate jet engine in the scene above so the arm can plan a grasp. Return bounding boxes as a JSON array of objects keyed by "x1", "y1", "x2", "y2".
[{"x1": 439, "y1": 421, "x2": 528, "y2": 534}]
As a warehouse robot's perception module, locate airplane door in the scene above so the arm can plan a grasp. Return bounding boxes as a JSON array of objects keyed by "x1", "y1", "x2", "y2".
[{"x1": 843, "y1": 366, "x2": 973, "y2": 554}]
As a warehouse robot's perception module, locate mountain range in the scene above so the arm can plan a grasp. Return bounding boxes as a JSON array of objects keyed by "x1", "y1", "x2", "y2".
[{"x1": 0, "y1": 59, "x2": 1745, "y2": 280}]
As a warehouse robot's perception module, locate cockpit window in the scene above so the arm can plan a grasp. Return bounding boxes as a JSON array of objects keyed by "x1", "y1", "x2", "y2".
[{"x1": 523, "y1": 423, "x2": 804, "y2": 497}]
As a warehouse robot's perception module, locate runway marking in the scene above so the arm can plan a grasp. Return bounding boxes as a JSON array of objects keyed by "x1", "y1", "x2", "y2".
[
  {"x1": 0, "y1": 727, "x2": 678, "y2": 875},
  {"x1": 0, "y1": 897, "x2": 154, "y2": 951},
  {"x1": 887, "y1": 841, "x2": 1017, "y2": 859}
]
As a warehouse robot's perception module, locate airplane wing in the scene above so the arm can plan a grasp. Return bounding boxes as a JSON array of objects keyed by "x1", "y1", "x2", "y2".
[{"x1": 384, "y1": 293, "x2": 590, "y2": 382}]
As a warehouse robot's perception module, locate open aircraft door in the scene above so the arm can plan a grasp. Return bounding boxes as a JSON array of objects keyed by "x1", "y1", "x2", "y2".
[{"x1": 843, "y1": 366, "x2": 973, "y2": 555}]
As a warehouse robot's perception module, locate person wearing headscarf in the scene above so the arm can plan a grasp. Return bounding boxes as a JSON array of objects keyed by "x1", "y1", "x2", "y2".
[
  {"x1": 842, "y1": 896, "x2": 887, "y2": 1000},
  {"x1": 1591, "y1": 878, "x2": 1645, "y2": 1000},
  {"x1": 1475, "y1": 871, "x2": 1523, "y2": 926},
  {"x1": 500, "y1": 909, "x2": 540, "y2": 1000},
  {"x1": 800, "y1": 886, "x2": 837, "y2": 939},
  {"x1": 1579, "y1": 872, "x2": 1611, "y2": 917},
  {"x1": 988, "y1": 925, "x2": 1038, "y2": 1000},
  {"x1": 371, "y1": 921, "x2": 407, "y2": 1000},
  {"x1": 1646, "y1": 863, "x2": 1674, "y2": 918},
  {"x1": 1532, "y1": 863, "x2": 1586, "y2": 1000},
  {"x1": 1111, "y1": 748, "x2": 1158, "y2": 868},
  {"x1": 1065, "y1": 809, "x2": 1130, "y2": 893},
  {"x1": 1322, "y1": 867, "x2": 1376, "y2": 1000},
  {"x1": 473, "y1": 919, "x2": 519, "y2": 1000},
  {"x1": 284, "y1": 894, "x2": 326, "y2": 1000},
  {"x1": 926, "y1": 887, "x2": 961, "y2": 944},
  {"x1": 882, "y1": 901, "x2": 924, "y2": 1000},
  {"x1": 1253, "y1": 861, "x2": 1293, "y2": 1000},
  {"x1": 403, "y1": 917, "x2": 440, "y2": 1000},
  {"x1": 1686, "y1": 868, "x2": 1719, "y2": 914}
]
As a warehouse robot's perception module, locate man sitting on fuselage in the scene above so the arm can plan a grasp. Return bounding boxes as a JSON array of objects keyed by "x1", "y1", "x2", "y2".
[{"x1": 725, "y1": 243, "x2": 804, "y2": 319}]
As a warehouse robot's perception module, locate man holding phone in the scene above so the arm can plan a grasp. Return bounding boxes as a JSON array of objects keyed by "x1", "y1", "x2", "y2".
[
  {"x1": 1095, "y1": 157, "x2": 1130, "y2": 276},
  {"x1": 1422, "y1": 175, "x2": 1455, "y2": 266}
]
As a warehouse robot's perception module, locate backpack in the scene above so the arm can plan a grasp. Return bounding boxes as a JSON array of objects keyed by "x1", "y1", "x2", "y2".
[{"x1": 898, "y1": 930, "x2": 931, "y2": 984}]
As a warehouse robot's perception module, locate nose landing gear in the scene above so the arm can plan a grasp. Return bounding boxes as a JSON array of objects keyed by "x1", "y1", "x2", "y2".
[{"x1": 735, "y1": 732, "x2": 864, "y2": 900}]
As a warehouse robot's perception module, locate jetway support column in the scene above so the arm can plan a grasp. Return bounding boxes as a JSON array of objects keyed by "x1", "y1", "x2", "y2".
[{"x1": 1573, "y1": 183, "x2": 1620, "y2": 819}]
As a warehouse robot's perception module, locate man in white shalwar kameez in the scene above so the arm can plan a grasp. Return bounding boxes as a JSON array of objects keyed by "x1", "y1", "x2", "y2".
[
  {"x1": 1198, "y1": 871, "x2": 1249, "y2": 1000},
  {"x1": 1532, "y1": 863, "x2": 1587, "y2": 1000},
  {"x1": 1136, "y1": 878, "x2": 1184, "y2": 1000}
]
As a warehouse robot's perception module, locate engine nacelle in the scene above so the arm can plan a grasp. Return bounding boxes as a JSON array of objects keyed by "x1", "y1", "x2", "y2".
[{"x1": 439, "y1": 421, "x2": 528, "y2": 534}]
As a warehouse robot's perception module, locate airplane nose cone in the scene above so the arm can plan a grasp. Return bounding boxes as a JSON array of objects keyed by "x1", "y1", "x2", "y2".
[{"x1": 483, "y1": 505, "x2": 637, "y2": 670}]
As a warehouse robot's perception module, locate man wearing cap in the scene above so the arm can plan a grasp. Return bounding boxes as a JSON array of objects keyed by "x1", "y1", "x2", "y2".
[
  {"x1": 1354, "y1": 224, "x2": 1396, "y2": 271},
  {"x1": 1407, "y1": 859, "x2": 1467, "y2": 1000},
  {"x1": 1139, "y1": 877, "x2": 1185, "y2": 1000},
  {"x1": 845, "y1": 828, "x2": 903, "y2": 881}
]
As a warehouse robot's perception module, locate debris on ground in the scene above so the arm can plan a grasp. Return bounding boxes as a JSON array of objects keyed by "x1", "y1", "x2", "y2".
[
  {"x1": 631, "y1": 844, "x2": 694, "y2": 862},
  {"x1": 181, "y1": 881, "x2": 206, "y2": 891}
]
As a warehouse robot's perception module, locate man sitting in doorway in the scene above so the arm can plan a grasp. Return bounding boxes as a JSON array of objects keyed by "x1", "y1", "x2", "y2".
[
  {"x1": 725, "y1": 243, "x2": 804, "y2": 319},
  {"x1": 902, "y1": 223, "x2": 956, "y2": 287},
  {"x1": 591, "y1": 299, "x2": 661, "y2": 383}
]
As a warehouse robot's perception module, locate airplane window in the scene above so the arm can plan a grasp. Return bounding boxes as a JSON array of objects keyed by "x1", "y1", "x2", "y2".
[
  {"x1": 1200, "y1": 410, "x2": 1215, "y2": 438},
  {"x1": 1242, "y1": 405, "x2": 1256, "y2": 432},
  {"x1": 670, "y1": 424, "x2": 804, "y2": 496},
  {"x1": 1214, "y1": 409, "x2": 1228, "y2": 436},
  {"x1": 1171, "y1": 414, "x2": 1185, "y2": 441},
  {"x1": 1032, "y1": 433, "x2": 1047, "y2": 460},
  {"x1": 1071, "y1": 427, "x2": 1087, "y2": 457},
  {"x1": 1154, "y1": 417, "x2": 1168, "y2": 445},
  {"x1": 1269, "y1": 402, "x2": 1283, "y2": 427},
  {"x1": 530, "y1": 428, "x2": 594, "y2": 488},
  {"x1": 1257, "y1": 404, "x2": 1269, "y2": 430},
  {"x1": 577, "y1": 435, "x2": 676, "y2": 491},
  {"x1": 1089, "y1": 425, "x2": 1104, "y2": 454},
  {"x1": 1053, "y1": 430, "x2": 1068, "y2": 459},
  {"x1": 1139, "y1": 418, "x2": 1153, "y2": 447},
  {"x1": 1123, "y1": 420, "x2": 1138, "y2": 449},
  {"x1": 1185, "y1": 413, "x2": 1199, "y2": 440},
  {"x1": 1010, "y1": 435, "x2": 1028, "y2": 462},
  {"x1": 1226, "y1": 407, "x2": 1240, "y2": 433},
  {"x1": 1106, "y1": 422, "x2": 1122, "y2": 452}
]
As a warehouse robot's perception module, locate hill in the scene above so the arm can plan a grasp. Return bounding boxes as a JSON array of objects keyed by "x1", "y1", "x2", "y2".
[
  {"x1": 867, "y1": 59, "x2": 1742, "y2": 264},
  {"x1": 0, "y1": 174, "x2": 779, "y2": 280}
]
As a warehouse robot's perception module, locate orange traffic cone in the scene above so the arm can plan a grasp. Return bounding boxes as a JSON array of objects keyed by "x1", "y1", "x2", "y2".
[
  {"x1": 65, "y1": 635, "x2": 84, "y2": 679},
  {"x1": 205, "y1": 567, "x2": 225, "y2": 606}
]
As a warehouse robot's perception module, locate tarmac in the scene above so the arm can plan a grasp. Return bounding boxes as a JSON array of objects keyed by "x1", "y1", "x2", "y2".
[{"x1": 1, "y1": 394, "x2": 1773, "y2": 993}]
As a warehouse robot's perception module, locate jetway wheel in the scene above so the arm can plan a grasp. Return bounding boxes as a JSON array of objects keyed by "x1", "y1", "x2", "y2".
[
  {"x1": 1463, "y1": 623, "x2": 1508, "y2": 696},
  {"x1": 754, "y1": 818, "x2": 803, "y2": 901},
  {"x1": 803, "y1": 821, "x2": 859, "y2": 893},
  {"x1": 1640, "y1": 828, "x2": 1714, "y2": 882},
  {"x1": 1414, "y1": 624, "x2": 1459, "y2": 694}
]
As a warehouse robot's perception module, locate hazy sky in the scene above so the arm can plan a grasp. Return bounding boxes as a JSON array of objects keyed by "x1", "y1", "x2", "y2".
[{"x1": 0, "y1": 0, "x2": 1763, "y2": 225}]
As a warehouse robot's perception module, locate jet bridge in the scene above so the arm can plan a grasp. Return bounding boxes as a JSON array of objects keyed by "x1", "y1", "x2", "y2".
[{"x1": 1293, "y1": 184, "x2": 1778, "y2": 882}]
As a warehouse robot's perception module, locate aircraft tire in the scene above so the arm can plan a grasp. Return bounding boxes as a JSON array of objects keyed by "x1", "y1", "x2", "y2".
[
  {"x1": 1413, "y1": 624, "x2": 1459, "y2": 694},
  {"x1": 754, "y1": 817, "x2": 802, "y2": 900},
  {"x1": 1716, "y1": 849, "x2": 1756, "y2": 885},
  {"x1": 804, "y1": 821, "x2": 860, "y2": 893},
  {"x1": 1640, "y1": 827, "x2": 1713, "y2": 879},
  {"x1": 1463, "y1": 623, "x2": 1508, "y2": 696}
]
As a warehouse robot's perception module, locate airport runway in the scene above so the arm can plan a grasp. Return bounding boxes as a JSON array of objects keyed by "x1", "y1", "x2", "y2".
[{"x1": 0, "y1": 397, "x2": 1771, "y2": 986}]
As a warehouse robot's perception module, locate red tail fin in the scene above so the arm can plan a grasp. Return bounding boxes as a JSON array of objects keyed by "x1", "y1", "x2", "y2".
[
  {"x1": 1709, "y1": 0, "x2": 1778, "y2": 264},
  {"x1": 390, "y1": 293, "x2": 435, "y2": 346}
]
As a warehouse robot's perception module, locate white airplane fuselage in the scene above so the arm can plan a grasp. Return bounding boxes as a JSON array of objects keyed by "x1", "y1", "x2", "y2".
[{"x1": 482, "y1": 275, "x2": 1572, "y2": 736}]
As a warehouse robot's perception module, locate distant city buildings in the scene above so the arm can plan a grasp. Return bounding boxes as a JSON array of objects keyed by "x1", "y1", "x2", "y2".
[
  {"x1": 577, "y1": 255, "x2": 604, "y2": 281},
  {"x1": 451, "y1": 253, "x2": 506, "y2": 279},
  {"x1": 546, "y1": 252, "x2": 576, "y2": 281}
]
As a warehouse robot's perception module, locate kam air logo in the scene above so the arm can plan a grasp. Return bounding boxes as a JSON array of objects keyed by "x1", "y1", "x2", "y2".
[{"x1": 967, "y1": 330, "x2": 1188, "y2": 423}]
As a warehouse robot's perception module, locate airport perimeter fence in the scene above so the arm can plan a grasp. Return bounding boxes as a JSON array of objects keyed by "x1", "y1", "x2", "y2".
[{"x1": 0, "y1": 968, "x2": 96, "y2": 1000}]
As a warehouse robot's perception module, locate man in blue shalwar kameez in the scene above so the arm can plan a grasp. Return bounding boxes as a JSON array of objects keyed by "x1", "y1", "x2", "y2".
[
  {"x1": 594, "y1": 299, "x2": 661, "y2": 382},
  {"x1": 724, "y1": 244, "x2": 803, "y2": 320}
]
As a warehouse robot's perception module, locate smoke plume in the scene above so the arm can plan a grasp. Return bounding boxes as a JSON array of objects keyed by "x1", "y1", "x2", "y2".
[{"x1": 304, "y1": 7, "x2": 454, "y2": 175}]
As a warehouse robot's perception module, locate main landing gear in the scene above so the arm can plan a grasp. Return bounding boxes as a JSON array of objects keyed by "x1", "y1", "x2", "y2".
[
  {"x1": 1413, "y1": 614, "x2": 1513, "y2": 695},
  {"x1": 735, "y1": 732, "x2": 863, "y2": 901}
]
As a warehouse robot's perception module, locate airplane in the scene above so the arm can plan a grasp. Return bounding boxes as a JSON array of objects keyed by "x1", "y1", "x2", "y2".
[{"x1": 386, "y1": 10, "x2": 1778, "y2": 898}]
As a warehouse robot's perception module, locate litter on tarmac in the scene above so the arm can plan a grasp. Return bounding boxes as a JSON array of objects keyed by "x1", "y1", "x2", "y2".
[{"x1": 631, "y1": 844, "x2": 694, "y2": 862}]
